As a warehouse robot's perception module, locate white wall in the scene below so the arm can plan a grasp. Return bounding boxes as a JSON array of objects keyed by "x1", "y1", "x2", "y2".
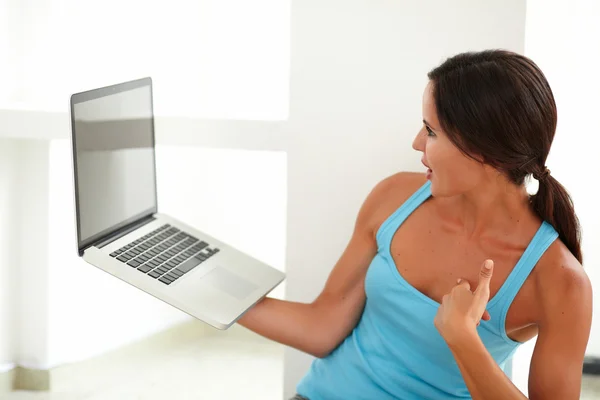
[
  {"x1": 14, "y1": 0, "x2": 290, "y2": 120},
  {"x1": 524, "y1": 0, "x2": 600, "y2": 356},
  {"x1": 509, "y1": 0, "x2": 600, "y2": 393},
  {"x1": 283, "y1": 0, "x2": 526, "y2": 398},
  {"x1": 0, "y1": 0, "x2": 8, "y2": 103},
  {"x1": 46, "y1": 140, "x2": 286, "y2": 367},
  {"x1": 2, "y1": 0, "x2": 289, "y2": 371}
]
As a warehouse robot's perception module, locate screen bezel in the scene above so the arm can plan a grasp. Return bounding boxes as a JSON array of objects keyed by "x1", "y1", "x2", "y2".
[{"x1": 70, "y1": 77, "x2": 158, "y2": 255}]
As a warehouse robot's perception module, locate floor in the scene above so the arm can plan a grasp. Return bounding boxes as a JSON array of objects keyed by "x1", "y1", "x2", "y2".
[
  {"x1": 1, "y1": 321, "x2": 600, "y2": 399},
  {"x1": 2, "y1": 321, "x2": 284, "y2": 400}
]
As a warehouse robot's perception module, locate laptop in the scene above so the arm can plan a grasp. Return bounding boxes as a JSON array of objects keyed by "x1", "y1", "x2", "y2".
[{"x1": 69, "y1": 77, "x2": 285, "y2": 330}]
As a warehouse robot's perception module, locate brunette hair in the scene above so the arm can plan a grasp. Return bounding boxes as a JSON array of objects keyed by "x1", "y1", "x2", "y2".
[{"x1": 427, "y1": 49, "x2": 582, "y2": 263}]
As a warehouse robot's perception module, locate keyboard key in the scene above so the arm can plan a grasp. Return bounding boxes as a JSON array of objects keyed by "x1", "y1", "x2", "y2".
[
  {"x1": 175, "y1": 257, "x2": 202, "y2": 274},
  {"x1": 149, "y1": 270, "x2": 162, "y2": 278},
  {"x1": 165, "y1": 273, "x2": 179, "y2": 281},
  {"x1": 138, "y1": 264, "x2": 153, "y2": 273},
  {"x1": 117, "y1": 256, "x2": 128, "y2": 262},
  {"x1": 171, "y1": 269, "x2": 184, "y2": 277},
  {"x1": 127, "y1": 260, "x2": 140, "y2": 268},
  {"x1": 159, "y1": 276, "x2": 172, "y2": 285}
]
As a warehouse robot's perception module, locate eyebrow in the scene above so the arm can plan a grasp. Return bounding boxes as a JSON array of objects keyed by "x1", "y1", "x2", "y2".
[{"x1": 422, "y1": 119, "x2": 436, "y2": 130}]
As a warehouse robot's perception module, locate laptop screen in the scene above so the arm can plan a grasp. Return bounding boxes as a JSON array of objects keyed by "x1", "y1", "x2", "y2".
[{"x1": 71, "y1": 78, "x2": 158, "y2": 253}]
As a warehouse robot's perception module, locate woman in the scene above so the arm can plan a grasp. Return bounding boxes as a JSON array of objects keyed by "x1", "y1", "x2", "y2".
[{"x1": 239, "y1": 49, "x2": 593, "y2": 399}]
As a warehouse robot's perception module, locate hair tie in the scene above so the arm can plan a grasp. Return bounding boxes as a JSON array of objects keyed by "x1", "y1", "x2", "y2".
[{"x1": 533, "y1": 166, "x2": 551, "y2": 181}]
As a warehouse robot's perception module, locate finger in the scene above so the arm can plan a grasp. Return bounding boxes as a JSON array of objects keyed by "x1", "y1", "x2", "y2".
[
  {"x1": 456, "y1": 278, "x2": 471, "y2": 291},
  {"x1": 482, "y1": 310, "x2": 491, "y2": 321},
  {"x1": 474, "y1": 259, "x2": 494, "y2": 302}
]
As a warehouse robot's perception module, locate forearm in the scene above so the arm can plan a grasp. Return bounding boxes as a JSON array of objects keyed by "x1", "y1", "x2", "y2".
[
  {"x1": 449, "y1": 329, "x2": 527, "y2": 400},
  {"x1": 238, "y1": 297, "x2": 332, "y2": 357}
]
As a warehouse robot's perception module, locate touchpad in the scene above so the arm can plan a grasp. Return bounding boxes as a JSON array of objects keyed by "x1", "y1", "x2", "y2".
[{"x1": 203, "y1": 266, "x2": 258, "y2": 300}]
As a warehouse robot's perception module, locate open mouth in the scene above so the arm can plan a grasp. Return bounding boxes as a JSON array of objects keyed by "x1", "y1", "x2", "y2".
[{"x1": 422, "y1": 160, "x2": 432, "y2": 175}]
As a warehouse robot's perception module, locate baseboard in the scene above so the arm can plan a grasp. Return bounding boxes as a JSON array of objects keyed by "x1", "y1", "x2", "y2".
[
  {"x1": 0, "y1": 368, "x2": 15, "y2": 393},
  {"x1": 584, "y1": 356, "x2": 600, "y2": 375},
  {"x1": 0, "y1": 366, "x2": 53, "y2": 392},
  {"x1": 14, "y1": 367, "x2": 50, "y2": 391}
]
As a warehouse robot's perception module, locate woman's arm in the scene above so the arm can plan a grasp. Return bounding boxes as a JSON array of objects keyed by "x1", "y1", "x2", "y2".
[
  {"x1": 239, "y1": 172, "x2": 422, "y2": 358},
  {"x1": 526, "y1": 257, "x2": 592, "y2": 399},
  {"x1": 237, "y1": 212, "x2": 376, "y2": 358},
  {"x1": 435, "y1": 254, "x2": 593, "y2": 400}
]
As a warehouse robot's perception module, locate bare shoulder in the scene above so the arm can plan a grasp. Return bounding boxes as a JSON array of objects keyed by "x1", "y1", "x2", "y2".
[
  {"x1": 533, "y1": 240, "x2": 593, "y2": 325},
  {"x1": 378, "y1": 171, "x2": 428, "y2": 191},
  {"x1": 364, "y1": 172, "x2": 428, "y2": 235}
]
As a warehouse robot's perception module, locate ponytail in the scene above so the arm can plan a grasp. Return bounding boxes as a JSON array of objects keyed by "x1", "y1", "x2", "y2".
[{"x1": 530, "y1": 167, "x2": 583, "y2": 263}]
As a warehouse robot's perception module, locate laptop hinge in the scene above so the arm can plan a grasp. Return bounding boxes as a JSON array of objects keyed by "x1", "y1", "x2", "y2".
[{"x1": 92, "y1": 214, "x2": 156, "y2": 250}]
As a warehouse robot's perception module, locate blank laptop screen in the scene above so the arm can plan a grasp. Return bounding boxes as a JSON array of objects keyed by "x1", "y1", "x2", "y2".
[{"x1": 72, "y1": 79, "x2": 158, "y2": 250}]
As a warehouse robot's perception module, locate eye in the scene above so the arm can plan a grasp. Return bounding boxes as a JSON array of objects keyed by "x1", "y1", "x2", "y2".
[{"x1": 425, "y1": 125, "x2": 436, "y2": 137}]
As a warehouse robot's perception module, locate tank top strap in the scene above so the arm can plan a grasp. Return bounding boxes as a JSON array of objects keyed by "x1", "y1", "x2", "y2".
[
  {"x1": 487, "y1": 221, "x2": 559, "y2": 329},
  {"x1": 375, "y1": 180, "x2": 432, "y2": 252}
]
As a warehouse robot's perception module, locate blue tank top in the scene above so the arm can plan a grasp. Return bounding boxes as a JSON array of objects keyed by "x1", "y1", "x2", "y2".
[{"x1": 297, "y1": 180, "x2": 559, "y2": 400}]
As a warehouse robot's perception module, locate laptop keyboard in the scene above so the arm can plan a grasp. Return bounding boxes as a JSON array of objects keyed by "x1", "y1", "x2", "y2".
[{"x1": 109, "y1": 224, "x2": 220, "y2": 285}]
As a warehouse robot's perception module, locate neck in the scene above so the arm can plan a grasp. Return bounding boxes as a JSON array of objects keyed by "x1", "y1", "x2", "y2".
[{"x1": 449, "y1": 175, "x2": 533, "y2": 239}]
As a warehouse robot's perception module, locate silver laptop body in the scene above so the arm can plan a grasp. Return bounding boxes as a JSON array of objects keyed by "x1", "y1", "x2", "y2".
[{"x1": 70, "y1": 77, "x2": 285, "y2": 330}]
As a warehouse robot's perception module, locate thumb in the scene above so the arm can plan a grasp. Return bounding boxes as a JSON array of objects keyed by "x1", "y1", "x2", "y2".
[{"x1": 474, "y1": 259, "x2": 494, "y2": 302}]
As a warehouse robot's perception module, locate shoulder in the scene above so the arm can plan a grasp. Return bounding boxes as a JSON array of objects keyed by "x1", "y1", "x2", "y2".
[
  {"x1": 362, "y1": 172, "x2": 428, "y2": 235},
  {"x1": 370, "y1": 171, "x2": 427, "y2": 200},
  {"x1": 533, "y1": 239, "x2": 593, "y2": 326}
]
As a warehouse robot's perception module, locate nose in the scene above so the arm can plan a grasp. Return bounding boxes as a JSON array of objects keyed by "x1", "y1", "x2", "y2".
[{"x1": 412, "y1": 128, "x2": 426, "y2": 152}]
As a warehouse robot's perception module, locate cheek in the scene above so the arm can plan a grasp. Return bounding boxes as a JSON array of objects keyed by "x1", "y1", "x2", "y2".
[
  {"x1": 428, "y1": 143, "x2": 482, "y2": 194},
  {"x1": 426, "y1": 140, "x2": 455, "y2": 171}
]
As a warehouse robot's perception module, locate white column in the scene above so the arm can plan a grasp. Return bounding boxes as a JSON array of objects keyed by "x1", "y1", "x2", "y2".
[
  {"x1": 283, "y1": 0, "x2": 526, "y2": 397},
  {"x1": 15, "y1": 140, "x2": 52, "y2": 369},
  {"x1": 0, "y1": 139, "x2": 23, "y2": 370}
]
